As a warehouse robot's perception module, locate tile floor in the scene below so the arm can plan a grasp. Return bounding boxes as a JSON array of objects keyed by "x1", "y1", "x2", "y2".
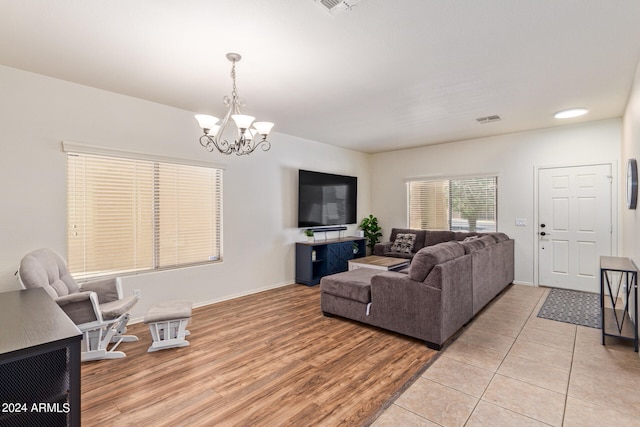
[{"x1": 372, "y1": 284, "x2": 640, "y2": 427}]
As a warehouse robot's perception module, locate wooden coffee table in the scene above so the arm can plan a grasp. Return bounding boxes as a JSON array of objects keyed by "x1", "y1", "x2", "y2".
[{"x1": 348, "y1": 255, "x2": 409, "y2": 271}]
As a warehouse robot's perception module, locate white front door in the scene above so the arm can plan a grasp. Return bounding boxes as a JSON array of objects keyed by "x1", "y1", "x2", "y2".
[{"x1": 538, "y1": 164, "x2": 612, "y2": 292}]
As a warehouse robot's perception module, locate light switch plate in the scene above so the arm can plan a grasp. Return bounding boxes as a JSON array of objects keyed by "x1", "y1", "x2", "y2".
[{"x1": 515, "y1": 218, "x2": 527, "y2": 226}]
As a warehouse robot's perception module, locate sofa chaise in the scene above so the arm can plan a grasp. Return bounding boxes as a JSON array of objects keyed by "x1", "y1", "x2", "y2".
[{"x1": 320, "y1": 231, "x2": 514, "y2": 349}]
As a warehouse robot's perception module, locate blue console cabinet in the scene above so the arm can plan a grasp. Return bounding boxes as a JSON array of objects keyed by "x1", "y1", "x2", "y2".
[{"x1": 295, "y1": 237, "x2": 366, "y2": 286}]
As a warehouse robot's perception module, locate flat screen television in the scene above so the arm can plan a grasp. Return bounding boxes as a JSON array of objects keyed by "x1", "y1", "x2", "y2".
[{"x1": 298, "y1": 169, "x2": 357, "y2": 228}]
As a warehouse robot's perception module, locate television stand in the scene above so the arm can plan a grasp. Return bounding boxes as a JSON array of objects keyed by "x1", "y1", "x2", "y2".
[{"x1": 295, "y1": 236, "x2": 366, "y2": 286}]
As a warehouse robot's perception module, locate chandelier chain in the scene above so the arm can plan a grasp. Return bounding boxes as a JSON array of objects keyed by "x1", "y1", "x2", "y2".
[{"x1": 230, "y1": 60, "x2": 238, "y2": 101}]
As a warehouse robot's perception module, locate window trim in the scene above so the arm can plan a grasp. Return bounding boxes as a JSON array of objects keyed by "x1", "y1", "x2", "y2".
[
  {"x1": 62, "y1": 141, "x2": 226, "y2": 170},
  {"x1": 404, "y1": 171, "x2": 499, "y2": 184}
]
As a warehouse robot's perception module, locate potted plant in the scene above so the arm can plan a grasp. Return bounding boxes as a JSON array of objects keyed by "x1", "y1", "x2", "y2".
[
  {"x1": 304, "y1": 229, "x2": 315, "y2": 243},
  {"x1": 359, "y1": 214, "x2": 383, "y2": 255},
  {"x1": 352, "y1": 242, "x2": 360, "y2": 255}
]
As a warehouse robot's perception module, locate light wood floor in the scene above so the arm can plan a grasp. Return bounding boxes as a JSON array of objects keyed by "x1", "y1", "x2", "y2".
[{"x1": 81, "y1": 284, "x2": 437, "y2": 426}]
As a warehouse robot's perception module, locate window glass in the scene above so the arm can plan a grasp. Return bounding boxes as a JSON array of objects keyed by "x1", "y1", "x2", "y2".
[{"x1": 408, "y1": 177, "x2": 497, "y2": 232}]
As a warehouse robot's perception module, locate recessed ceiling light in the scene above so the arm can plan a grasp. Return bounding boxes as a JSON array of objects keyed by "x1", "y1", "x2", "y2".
[{"x1": 554, "y1": 108, "x2": 588, "y2": 119}]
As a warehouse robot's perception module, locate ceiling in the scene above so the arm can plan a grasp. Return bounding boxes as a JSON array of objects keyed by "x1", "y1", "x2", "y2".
[{"x1": 1, "y1": 0, "x2": 640, "y2": 154}]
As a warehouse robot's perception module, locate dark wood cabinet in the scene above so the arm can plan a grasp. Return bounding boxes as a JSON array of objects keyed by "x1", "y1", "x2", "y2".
[
  {"x1": 0, "y1": 288, "x2": 82, "y2": 426},
  {"x1": 296, "y1": 237, "x2": 366, "y2": 286}
]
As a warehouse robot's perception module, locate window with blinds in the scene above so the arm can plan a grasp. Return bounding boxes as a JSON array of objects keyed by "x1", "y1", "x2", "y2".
[
  {"x1": 408, "y1": 176, "x2": 497, "y2": 232},
  {"x1": 67, "y1": 152, "x2": 222, "y2": 280}
]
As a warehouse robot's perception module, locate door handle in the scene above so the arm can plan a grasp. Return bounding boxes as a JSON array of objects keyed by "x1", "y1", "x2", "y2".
[{"x1": 540, "y1": 231, "x2": 549, "y2": 236}]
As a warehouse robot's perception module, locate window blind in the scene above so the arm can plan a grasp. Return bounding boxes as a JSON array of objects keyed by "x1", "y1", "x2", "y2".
[
  {"x1": 409, "y1": 180, "x2": 449, "y2": 230},
  {"x1": 408, "y1": 176, "x2": 497, "y2": 232},
  {"x1": 67, "y1": 152, "x2": 222, "y2": 280}
]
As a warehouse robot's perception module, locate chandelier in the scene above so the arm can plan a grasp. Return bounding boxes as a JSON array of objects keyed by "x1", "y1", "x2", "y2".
[{"x1": 195, "y1": 53, "x2": 274, "y2": 156}]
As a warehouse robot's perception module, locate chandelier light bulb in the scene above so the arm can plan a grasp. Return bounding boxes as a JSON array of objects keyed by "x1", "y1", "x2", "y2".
[
  {"x1": 195, "y1": 114, "x2": 219, "y2": 132},
  {"x1": 231, "y1": 114, "x2": 256, "y2": 131},
  {"x1": 253, "y1": 122, "x2": 275, "y2": 136},
  {"x1": 206, "y1": 124, "x2": 221, "y2": 136}
]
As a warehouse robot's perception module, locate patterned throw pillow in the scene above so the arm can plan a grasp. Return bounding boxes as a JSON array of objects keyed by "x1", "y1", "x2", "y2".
[{"x1": 390, "y1": 233, "x2": 417, "y2": 254}]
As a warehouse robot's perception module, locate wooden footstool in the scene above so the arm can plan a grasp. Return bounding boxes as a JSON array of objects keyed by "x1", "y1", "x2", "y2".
[{"x1": 144, "y1": 300, "x2": 192, "y2": 352}]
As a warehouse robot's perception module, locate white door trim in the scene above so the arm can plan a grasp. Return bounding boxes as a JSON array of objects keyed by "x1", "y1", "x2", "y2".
[{"x1": 533, "y1": 161, "x2": 618, "y2": 287}]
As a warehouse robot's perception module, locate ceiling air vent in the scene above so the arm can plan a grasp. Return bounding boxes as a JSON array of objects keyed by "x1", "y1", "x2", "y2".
[
  {"x1": 476, "y1": 114, "x2": 502, "y2": 124},
  {"x1": 314, "y1": 0, "x2": 361, "y2": 15}
]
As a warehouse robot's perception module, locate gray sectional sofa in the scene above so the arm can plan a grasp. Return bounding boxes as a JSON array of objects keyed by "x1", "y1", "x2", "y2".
[{"x1": 320, "y1": 231, "x2": 514, "y2": 350}]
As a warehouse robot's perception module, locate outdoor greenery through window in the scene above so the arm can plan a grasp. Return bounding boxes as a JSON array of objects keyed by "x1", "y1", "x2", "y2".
[
  {"x1": 408, "y1": 176, "x2": 497, "y2": 232},
  {"x1": 67, "y1": 152, "x2": 223, "y2": 280}
]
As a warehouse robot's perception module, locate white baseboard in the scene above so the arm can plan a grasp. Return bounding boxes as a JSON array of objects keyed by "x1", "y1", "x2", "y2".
[
  {"x1": 512, "y1": 280, "x2": 535, "y2": 287},
  {"x1": 128, "y1": 280, "x2": 296, "y2": 324},
  {"x1": 191, "y1": 280, "x2": 296, "y2": 310}
]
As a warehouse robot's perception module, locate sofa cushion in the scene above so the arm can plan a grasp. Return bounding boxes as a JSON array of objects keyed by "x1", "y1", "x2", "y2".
[
  {"x1": 408, "y1": 241, "x2": 465, "y2": 282},
  {"x1": 389, "y1": 228, "x2": 426, "y2": 252},
  {"x1": 460, "y1": 239, "x2": 485, "y2": 254},
  {"x1": 320, "y1": 268, "x2": 379, "y2": 303},
  {"x1": 385, "y1": 251, "x2": 413, "y2": 259},
  {"x1": 424, "y1": 231, "x2": 456, "y2": 247},
  {"x1": 454, "y1": 232, "x2": 481, "y2": 241},
  {"x1": 477, "y1": 235, "x2": 496, "y2": 247},
  {"x1": 390, "y1": 233, "x2": 416, "y2": 254},
  {"x1": 489, "y1": 232, "x2": 510, "y2": 242}
]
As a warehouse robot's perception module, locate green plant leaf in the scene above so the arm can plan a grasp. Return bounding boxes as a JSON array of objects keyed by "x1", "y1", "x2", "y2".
[{"x1": 359, "y1": 214, "x2": 383, "y2": 253}]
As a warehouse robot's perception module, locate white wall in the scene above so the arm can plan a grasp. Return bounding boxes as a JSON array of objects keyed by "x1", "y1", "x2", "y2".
[
  {"x1": 0, "y1": 65, "x2": 370, "y2": 320},
  {"x1": 370, "y1": 119, "x2": 622, "y2": 286},
  {"x1": 622, "y1": 58, "x2": 640, "y2": 346},
  {"x1": 622, "y1": 60, "x2": 640, "y2": 266}
]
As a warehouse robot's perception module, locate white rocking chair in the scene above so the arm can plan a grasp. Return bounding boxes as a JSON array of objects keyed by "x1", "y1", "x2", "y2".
[{"x1": 18, "y1": 248, "x2": 139, "y2": 362}]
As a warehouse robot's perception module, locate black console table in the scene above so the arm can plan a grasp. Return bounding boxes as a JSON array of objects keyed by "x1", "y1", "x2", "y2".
[
  {"x1": 600, "y1": 256, "x2": 638, "y2": 352},
  {"x1": 296, "y1": 237, "x2": 366, "y2": 286},
  {"x1": 0, "y1": 288, "x2": 82, "y2": 426}
]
